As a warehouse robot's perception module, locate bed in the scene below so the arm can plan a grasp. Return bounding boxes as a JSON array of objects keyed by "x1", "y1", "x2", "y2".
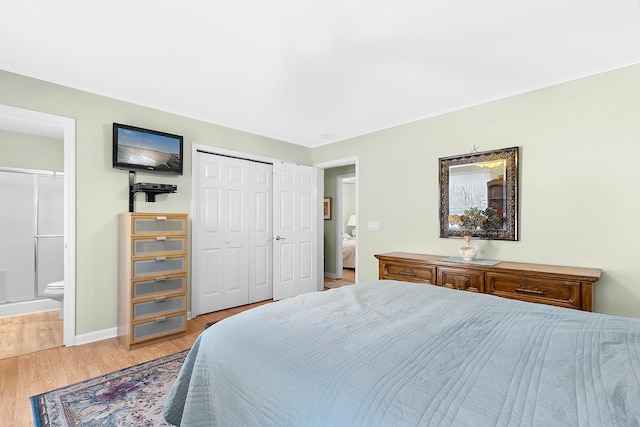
[
  {"x1": 164, "y1": 280, "x2": 640, "y2": 426},
  {"x1": 342, "y1": 235, "x2": 356, "y2": 268}
]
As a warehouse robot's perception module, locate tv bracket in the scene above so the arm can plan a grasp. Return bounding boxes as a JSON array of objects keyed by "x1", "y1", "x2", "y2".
[{"x1": 128, "y1": 171, "x2": 177, "y2": 212}]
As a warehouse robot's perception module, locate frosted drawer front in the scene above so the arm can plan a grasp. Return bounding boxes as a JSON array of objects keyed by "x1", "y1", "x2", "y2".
[
  {"x1": 133, "y1": 237, "x2": 186, "y2": 256},
  {"x1": 132, "y1": 314, "x2": 185, "y2": 342},
  {"x1": 133, "y1": 295, "x2": 185, "y2": 320},
  {"x1": 133, "y1": 217, "x2": 186, "y2": 235},
  {"x1": 133, "y1": 257, "x2": 185, "y2": 277},
  {"x1": 133, "y1": 276, "x2": 186, "y2": 298}
]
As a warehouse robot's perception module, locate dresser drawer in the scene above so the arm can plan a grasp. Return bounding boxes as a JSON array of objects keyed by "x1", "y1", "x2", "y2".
[
  {"x1": 133, "y1": 295, "x2": 185, "y2": 320},
  {"x1": 133, "y1": 215, "x2": 187, "y2": 235},
  {"x1": 485, "y1": 273, "x2": 580, "y2": 309},
  {"x1": 438, "y1": 267, "x2": 484, "y2": 292},
  {"x1": 133, "y1": 255, "x2": 186, "y2": 277},
  {"x1": 132, "y1": 313, "x2": 186, "y2": 343},
  {"x1": 380, "y1": 261, "x2": 436, "y2": 284},
  {"x1": 133, "y1": 275, "x2": 186, "y2": 298},
  {"x1": 132, "y1": 236, "x2": 186, "y2": 256}
]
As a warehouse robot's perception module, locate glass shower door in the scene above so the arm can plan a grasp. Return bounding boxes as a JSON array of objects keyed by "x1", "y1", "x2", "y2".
[
  {"x1": 0, "y1": 171, "x2": 36, "y2": 304},
  {"x1": 35, "y1": 174, "x2": 64, "y2": 297}
]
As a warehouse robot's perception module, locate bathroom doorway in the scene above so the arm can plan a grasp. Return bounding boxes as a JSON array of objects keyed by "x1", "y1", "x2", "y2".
[
  {"x1": 0, "y1": 104, "x2": 76, "y2": 358},
  {"x1": 0, "y1": 170, "x2": 64, "y2": 359}
]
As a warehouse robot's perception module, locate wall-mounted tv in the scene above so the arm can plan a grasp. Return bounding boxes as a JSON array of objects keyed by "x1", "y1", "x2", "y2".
[{"x1": 113, "y1": 123, "x2": 184, "y2": 175}]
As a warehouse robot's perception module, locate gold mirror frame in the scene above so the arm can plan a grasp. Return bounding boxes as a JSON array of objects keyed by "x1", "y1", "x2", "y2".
[{"x1": 439, "y1": 146, "x2": 519, "y2": 241}]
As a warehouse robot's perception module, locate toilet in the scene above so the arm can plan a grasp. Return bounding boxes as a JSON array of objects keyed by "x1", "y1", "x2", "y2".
[{"x1": 44, "y1": 281, "x2": 64, "y2": 320}]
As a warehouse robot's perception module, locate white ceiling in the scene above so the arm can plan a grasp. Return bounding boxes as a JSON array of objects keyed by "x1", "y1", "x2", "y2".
[{"x1": 1, "y1": 1, "x2": 639, "y2": 147}]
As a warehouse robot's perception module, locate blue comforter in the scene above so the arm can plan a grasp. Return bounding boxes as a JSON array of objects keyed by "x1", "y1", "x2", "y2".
[{"x1": 164, "y1": 280, "x2": 640, "y2": 426}]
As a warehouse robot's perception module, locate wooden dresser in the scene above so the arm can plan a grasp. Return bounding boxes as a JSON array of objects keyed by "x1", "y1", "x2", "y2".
[
  {"x1": 118, "y1": 212, "x2": 189, "y2": 350},
  {"x1": 375, "y1": 252, "x2": 601, "y2": 311}
]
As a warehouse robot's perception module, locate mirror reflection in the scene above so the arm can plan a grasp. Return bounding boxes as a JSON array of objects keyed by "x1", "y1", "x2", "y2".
[{"x1": 439, "y1": 147, "x2": 518, "y2": 241}]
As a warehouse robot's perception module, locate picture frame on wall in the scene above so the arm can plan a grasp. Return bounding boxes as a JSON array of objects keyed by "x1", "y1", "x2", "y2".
[{"x1": 323, "y1": 198, "x2": 331, "y2": 220}]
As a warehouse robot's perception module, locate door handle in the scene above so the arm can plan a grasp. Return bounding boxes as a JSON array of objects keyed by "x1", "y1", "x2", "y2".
[{"x1": 275, "y1": 236, "x2": 286, "y2": 241}]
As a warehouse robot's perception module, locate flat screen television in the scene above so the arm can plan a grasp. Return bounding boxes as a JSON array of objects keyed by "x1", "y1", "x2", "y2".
[{"x1": 113, "y1": 123, "x2": 184, "y2": 175}]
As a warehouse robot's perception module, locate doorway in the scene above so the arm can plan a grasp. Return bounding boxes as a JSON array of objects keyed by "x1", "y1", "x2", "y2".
[
  {"x1": 314, "y1": 157, "x2": 358, "y2": 286},
  {"x1": 0, "y1": 104, "x2": 76, "y2": 356}
]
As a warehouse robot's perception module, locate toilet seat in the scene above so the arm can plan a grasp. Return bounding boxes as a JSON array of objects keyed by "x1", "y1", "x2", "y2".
[
  {"x1": 45, "y1": 281, "x2": 65, "y2": 320},
  {"x1": 47, "y1": 280, "x2": 64, "y2": 290}
]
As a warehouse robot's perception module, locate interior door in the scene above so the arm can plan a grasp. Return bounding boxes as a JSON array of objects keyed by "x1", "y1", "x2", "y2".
[
  {"x1": 192, "y1": 152, "x2": 273, "y2": 316},
  {"x1": 272, "y1": 162, "x2": 319, "y2": 300}
]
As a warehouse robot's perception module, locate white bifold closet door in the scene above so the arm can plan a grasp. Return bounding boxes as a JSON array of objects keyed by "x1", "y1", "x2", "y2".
[{"x1": 193, "y1": 152, "x2": 273, "y2": 315}]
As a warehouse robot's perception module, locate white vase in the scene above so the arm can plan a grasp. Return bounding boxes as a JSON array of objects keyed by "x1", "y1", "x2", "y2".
[{"x1": 458, "y1": 235, "x2": 477, "y2": 262}]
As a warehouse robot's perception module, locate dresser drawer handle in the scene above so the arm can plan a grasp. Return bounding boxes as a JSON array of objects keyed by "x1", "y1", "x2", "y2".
[
  {"x1": 155, "y1": 256, "x2": 166, "y2": 261},
  {"x1": 155, "y1": 296, "x2": 166, "y2": 303},
  {"x1": 515, "y1": 284, "x2": 547, "y2": 295},
  {"x1": 155, "y1": 277, "x2": 166, "y2": 282},
  {"x1": 398, "y1": 268, "x2": 416, "y2": 277},
  {"x1": 156, "y1": 216, "x2": 167, "y2": 221},
  {"x1": 156, "y1": 236, "x2": 167, "y2": 241},
  {"x1": 155, "y1": 317, "x2": 167, "y2": 323}
]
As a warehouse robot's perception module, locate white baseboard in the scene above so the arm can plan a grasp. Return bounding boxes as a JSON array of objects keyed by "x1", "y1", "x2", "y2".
[
  {"x1": 73, "y1": 312, "x2": 195, "y2": 346},
  {"x1": 324, "y1": 272, "x2": 338, "y2": 279},
  {"x1": 74, "y1": 327, "x2": 117, "y2": 346}
]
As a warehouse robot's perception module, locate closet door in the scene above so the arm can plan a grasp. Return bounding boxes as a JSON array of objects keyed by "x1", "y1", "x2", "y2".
[
  {"x1": 272, "y1": 163, "x2": 319, "y2": 300},
  {"x1": 193, "y1": 152, "x2": 273, "y2": 315},
  {"x1": 248, "y1": 163, "x2": 273, "y2": 303}
]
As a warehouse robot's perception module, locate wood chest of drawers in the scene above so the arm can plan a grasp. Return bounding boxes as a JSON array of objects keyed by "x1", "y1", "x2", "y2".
[
  {"x1": 375, "y1": 252, "x2": 601, "y2": 311},
  {"x1": 118, "y1": 212, "x2": 188, "y2": 350}
]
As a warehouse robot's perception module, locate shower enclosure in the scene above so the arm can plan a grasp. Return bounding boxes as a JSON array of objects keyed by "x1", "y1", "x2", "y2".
[{"x1": 0, "y1": 168, "x2": 64, "y2": 314}]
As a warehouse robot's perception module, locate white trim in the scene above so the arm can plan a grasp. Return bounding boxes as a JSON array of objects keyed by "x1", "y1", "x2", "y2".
[
  {"x1": 74, "y1": 327, "x2": 117, "y2": 346},
  {"x1": 0, "y1": 104, "x2": 76, "y2": 347},
  {"x1": 313, "y1": 157, "x2": 359, "y2": 283}
]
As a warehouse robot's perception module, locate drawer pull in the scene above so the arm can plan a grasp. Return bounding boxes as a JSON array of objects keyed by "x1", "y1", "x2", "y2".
[
  {"x1": 156, "y1": 216, "x2": 167, "y2": 221},
  {"x1": 155, "y1": 296, "x2": 166, "y2": 303},
  {"x1": 155, "y1": 277, "x2": 166, "y2": 282},
  {"x1": 515, "y1": 284, "x2": 547, "y2": 296},
  {"x1": 155, "y1": 256, "x2": 166, "y2": 261},
  {"x1": 155, "y1": 317, "x2": 167, "y2": 323},
  {"x1": 156, "y1": 236, "x2": 167, "y2": 241},
  {"x1": 398, "y1": 268, "x2": 416, "y2": 277}
]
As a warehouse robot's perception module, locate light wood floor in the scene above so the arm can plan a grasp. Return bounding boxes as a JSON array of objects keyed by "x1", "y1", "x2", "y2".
[
  {"x1": 0, "y1": 301, "x2": 269, "y2": 426},
  {"x1": 0, "y1": 310, "x2": 63, "y2": 360},
  {"x1": 342, "y1": 268, "x2": 356, "y2": 283},
  {"x1": 1, "y1": 277, "x2": 349, "y2": 425}
]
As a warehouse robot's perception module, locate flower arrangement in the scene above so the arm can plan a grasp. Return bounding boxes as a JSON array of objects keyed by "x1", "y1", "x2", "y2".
[{"x1": 448, "y1": 206, "x2": 502, "y2": 236}]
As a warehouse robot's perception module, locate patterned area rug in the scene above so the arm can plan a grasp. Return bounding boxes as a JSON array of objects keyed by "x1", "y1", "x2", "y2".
[{"x1": 30, "y1": 350, "x2": 188, "y2": 427}]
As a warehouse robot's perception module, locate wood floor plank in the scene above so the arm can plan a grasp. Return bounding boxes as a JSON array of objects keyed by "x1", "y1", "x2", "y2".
[{"x1": 0, "y1": 300, "x2": 268, "y2": 426}]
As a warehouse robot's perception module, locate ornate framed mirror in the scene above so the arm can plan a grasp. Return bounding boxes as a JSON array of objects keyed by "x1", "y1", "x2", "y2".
[{"x1": 439, "y1": 146, "x2": 519, "y2": 240}]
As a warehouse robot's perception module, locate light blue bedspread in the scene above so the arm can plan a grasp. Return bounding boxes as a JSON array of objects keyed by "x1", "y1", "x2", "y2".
[{"x1": 164, "y1": 280, "x2": 640, "y2": 426}]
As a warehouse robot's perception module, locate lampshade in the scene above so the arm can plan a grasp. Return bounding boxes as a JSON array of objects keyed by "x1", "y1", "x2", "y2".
[{"x1": 347, "y1": 215, "x2": 356, "y2": 227}]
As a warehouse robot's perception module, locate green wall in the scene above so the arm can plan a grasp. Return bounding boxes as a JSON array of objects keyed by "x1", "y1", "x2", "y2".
[
  {"x1": 2, "y1": 61, "x2": 640, "y2": 339},
  {"x1": 0, "y1": 130, "x2": 63, "y2": 171},
  {"x1": 0, "y1": 69, "x2": 311, "y2": 336},
  {"x1": 312, "y1": 63, "x2": 640, "y2": 319}
]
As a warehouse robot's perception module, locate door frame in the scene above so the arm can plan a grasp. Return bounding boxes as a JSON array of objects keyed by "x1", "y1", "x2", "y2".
[
  {"x1": 313, "y1": 157, "x2": 359, "y2": 283},
  {"x1": 0, "y1": 104, "x2": 76, "y2": 346}
]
